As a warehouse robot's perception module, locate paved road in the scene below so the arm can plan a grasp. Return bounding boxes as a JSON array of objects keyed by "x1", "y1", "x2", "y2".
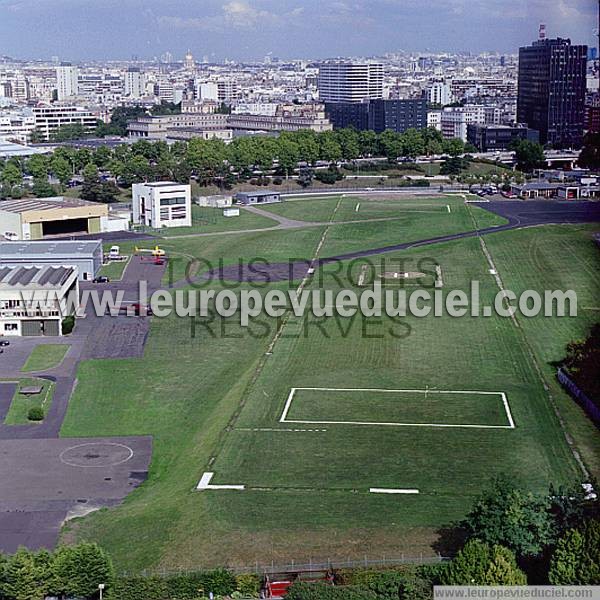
[{"x1": 0, "y1": 256, "x2": 164, "y2": 551}]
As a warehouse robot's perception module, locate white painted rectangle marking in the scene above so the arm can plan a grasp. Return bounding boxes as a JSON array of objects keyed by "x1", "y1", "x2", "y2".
[{"x1": 280, "y1": 387, "x2": 515, "y2": 430}]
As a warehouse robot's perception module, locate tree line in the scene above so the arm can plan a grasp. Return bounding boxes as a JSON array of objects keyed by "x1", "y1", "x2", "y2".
[{"x1": 0, "y1": 127, "x2": 478, "y2": 202}]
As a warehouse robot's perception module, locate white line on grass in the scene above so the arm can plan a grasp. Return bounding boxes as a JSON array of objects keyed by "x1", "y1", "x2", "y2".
[
  {"x1": 196, "y1": 472, "x2": 245, "y2": 491},
  {"x1": 280, "y1": 387, "x2": 516, "y2": 430},
  {"x1": 370, "y1": 488, "x2": 420, "y2": 494},
  {"x1": 355, "y1": 202, "x2": 360, "y2": 212}
]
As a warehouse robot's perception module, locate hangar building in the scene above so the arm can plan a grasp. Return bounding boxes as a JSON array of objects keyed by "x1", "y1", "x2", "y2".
[{"x1": 0, "y1": 197, "x2": 109, "y2": 240}]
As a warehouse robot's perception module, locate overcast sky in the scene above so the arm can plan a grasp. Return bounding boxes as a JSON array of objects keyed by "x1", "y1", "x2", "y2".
[{"x1": 0, "y1": 0, "x2": 598, "y2": 61}]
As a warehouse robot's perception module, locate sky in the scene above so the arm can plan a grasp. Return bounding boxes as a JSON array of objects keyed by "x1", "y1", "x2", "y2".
[{"x1": 0, "y1": 0, "x2": 598, "y2": 61}]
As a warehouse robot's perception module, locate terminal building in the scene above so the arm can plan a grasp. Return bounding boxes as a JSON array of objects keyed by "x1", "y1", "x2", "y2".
[
  {"x1": 0, "y1": 197, "x2": 112, "y2": 240},
  {"x1": 132, "y1": 182, "x2": 192, "y2": 229},
  {"x1": 0, "y1": 240, "x2": 102, "y2": 281},
  {"x1": 0, "y1": 264, "x2": 79, "y2": 337}
]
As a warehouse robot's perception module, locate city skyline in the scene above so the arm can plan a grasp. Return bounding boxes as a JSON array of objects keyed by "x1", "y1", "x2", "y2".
[{"x1": 0, "y1": 0, "x2": 597, "y2": 61}]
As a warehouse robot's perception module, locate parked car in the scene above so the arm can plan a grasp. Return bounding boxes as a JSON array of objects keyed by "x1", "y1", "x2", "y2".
[
  {"x1": 93, "y1": 276, "x2": 110, "y2": 283},
  {"x1": 0, "y1": 340, "x2": 8, "y2": 347}
]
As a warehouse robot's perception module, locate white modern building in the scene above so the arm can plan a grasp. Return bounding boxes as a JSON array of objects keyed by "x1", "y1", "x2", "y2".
[
  {"x1": 196, "y1": 82, "x2": 219, "y2": 102},
  {"x1": 440, "y1": 105, "x2": 486, "y2": 141},
  {"x1": 0, "y1": 110, "x2": 36, "y2": 143},
  {"x1": 124, "y1": 68, "x2": 146, "y2": 98},
  {"x1": 317, "y1": 61, "x2": 384, "y2": 103},
  {"x1": 0, "y1": 264, "x2": 79, "y2": 337},
  {"x1": 132, "y1": 182, "x2": 192, "y2": 229},
  {"x1": 427, "y1": 82, "x2": 453, "y2": 106},
  {"x1": 33, "y1": 105, "x2": 98, "y2": 140},
  {"x1": 56, "y1": 65, "x2": 79, "y2": 100}
]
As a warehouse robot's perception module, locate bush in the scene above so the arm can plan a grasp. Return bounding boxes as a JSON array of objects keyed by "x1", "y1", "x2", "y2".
[
  {"x1": 28, "y1": 406, "x2": 44, "y2": 421},
  {"x1": 110, "y1": 570, "x2": 237, "y2": 600},
  {"x1": 62, "y1": 315, "x2": 75, "y2": 335},
  {"x1": 286, "y1": 582, "x2": 376, "y2": 600},
  {"x1": 235, "y1": 573, "x2": 260, "y2": 596},
  {"x1": 272, "y1": 177, "x2": 283, "y2": 185}
]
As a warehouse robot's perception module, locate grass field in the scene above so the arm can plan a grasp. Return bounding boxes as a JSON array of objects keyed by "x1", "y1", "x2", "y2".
[
  {"x1": 59, "y1": 206, "x2": 600, "y2": 572},
  {"x1": 21, "y1": 344, "x2": 69, "y2": 372},
  {"x1": 99, "y1": 257, "x2": 130, "y2": 280},
  {"x1": 160, "y1": 205, "x2": 278, "y2": 237},
  {"x1": 4, "y1": 378, "x2": 54, "y2": 424}
]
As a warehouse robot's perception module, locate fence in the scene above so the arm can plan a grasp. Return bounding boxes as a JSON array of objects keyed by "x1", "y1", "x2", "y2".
[
  {"x1": 557, "y1": 367, "x2": 600, "y2": 427},
  {"x1": 123, "y1": 554, "x2": 451, "y2": 578}
]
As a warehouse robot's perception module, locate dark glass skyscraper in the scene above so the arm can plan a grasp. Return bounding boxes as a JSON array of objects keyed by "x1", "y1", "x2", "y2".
[{"x1": 517, "y1": 38, "x2": 587, "y2": 148}]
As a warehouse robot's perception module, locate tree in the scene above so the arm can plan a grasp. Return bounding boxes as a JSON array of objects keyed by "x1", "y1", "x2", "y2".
[
  {"x1": 32, "y1": 177, "x2": 56, "y2": 198},
  {"x1": 29, "y1": 128, "x2": 46, "y2": 144},
  {"x1": 440, "y1": 157, "x2": 468, "y2": 175},
  {"x1": 318, "y1": 131, "x2": 342, "y2": 163},
  {"x1": 442, "y1": 540, "x2": 527, "y2": 586},
  {"x1": 577, "y1": 132, "x2": 600, "y2": 169},
  {"x1": 277, "y1": 136, "x2": 300, "y2": 174},
  {"x1": 378, "y1": 130, "x2": 403, "y2": 160},
  {"x1": 1, "y1": 548, "x2": 52, "y2": 600},
  {"x1": 26, "y1": 154, "x2": 50, "y2": 180},
  {"x1": 510, "y1": 139, "x2": 545, "y2": 172},
  {"x1": 463, "y1": 476, "x2": 555, "y2": 557},
  {"x1": 50, "y1": 123, "x2": 89, "y2": 142},
  {"x1": 52, "y1": 543, "x2": 115, "y2": 599},
  {"x1": 549, "y1": 520, "x2": 600, "y2": 585},
  {"x1": 50, "y1": 155, "x2": 72, "y2": 188},
  {"x1": 335, "y1": 128, "x2": 360, "y2": 160},
  {"x1": 401, "y1": 128, "x2": 426, "y2": 158},
  {"x1": 358, "y1": 130, "x2": 378, "y2": 157},
  {"x1": 443, "y1": 138, "x2": 465, "y2": 157},
  {"x1": 1, "y1": 161, "x2": 23, "y2": 189}
]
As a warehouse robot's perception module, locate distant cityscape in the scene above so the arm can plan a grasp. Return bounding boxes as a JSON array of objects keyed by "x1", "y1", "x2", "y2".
[{"x1": 0, "y1": 21, "x2": 597, "y2": 153}]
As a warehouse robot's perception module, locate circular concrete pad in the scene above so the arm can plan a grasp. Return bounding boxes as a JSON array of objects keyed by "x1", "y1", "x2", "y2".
[{"x1": 59, "y1": 442, "x2": 134, "y2": 468}]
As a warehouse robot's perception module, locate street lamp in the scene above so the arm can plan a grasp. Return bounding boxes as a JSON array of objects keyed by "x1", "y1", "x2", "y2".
[{"x1": 98, "y1": 583, "x2": 105, "y2": 600}]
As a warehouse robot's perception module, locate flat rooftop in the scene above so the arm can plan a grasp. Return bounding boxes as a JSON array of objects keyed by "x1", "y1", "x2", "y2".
[
  {"x1": 0, "y1": 264, "x2": 75, "y2": 288},
  {"x1": 0, "y1": 240, "x2": 101, "y2": 259},
  {"x1": 0, "y1": 197, "x2": 101, "y2": 214}
]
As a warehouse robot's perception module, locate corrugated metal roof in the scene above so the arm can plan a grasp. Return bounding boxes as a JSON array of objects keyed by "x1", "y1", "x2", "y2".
[
  {"x1": 0, "y1": 240, "x2": 101, "y2": 259},
  {"x1": 0, "y1": 264, "x2": 75, "y2": 288}
]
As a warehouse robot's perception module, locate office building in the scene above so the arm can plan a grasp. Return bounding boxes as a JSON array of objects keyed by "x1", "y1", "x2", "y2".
[
  {"x1": 467, "y1": 124, "x2": 539, "y2": 152},
  {"x1": 368, "y1": 99, "x2": 427, "y2": 133},
  {"x1": 32, "y1": 105, "x2": 98, "y2": 141},
  {"x1": 440, "y1": 105, "x2": 487, "y2": 141},
  {"x1": 517, "y1": 38, "x2": 587, "y2": 147},
  {"x1": 132, "y1": 182, "x2": 192, "y2": 229},
  {"x1": 325, "y1": 98, "x2": 426, "y2": 133},
  {"x1": 56, "y1": 64, "x2": 79, "y2": 100},
  {"x1": 318, "y1": 61, "x2": 384, "y2": 103}
]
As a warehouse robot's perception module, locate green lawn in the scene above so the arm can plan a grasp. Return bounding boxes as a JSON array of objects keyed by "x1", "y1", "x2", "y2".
[
  {"x1": 22, "y1": 344, "x2": 69, "y2": 372},
  {"x1": 99, "y1": 258, "x2": 130, "y2": 280},
  {"x1": 284, "y1": 388, "x2": 512, "y2": 427},
  {"x1": 4, "y1": 379, "x2": 54, "y2": 424},
  {"x1": 59, "y1": 222, "x2": 599, "y2": 572},
  {"x1": 160, "y1": 205, "x2": 278, "y2": 237}
]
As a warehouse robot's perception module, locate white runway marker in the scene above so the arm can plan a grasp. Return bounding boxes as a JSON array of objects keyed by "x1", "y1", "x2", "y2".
[
  {"x1": 370, "y1": 488, "x2": 420, "y2": 494},
  {"x1": 355, "y1": 202, "x2": 360, "y2": 212},
  {"x1": 196, "y1": 472, "x2": 245, "y2": 491}
]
